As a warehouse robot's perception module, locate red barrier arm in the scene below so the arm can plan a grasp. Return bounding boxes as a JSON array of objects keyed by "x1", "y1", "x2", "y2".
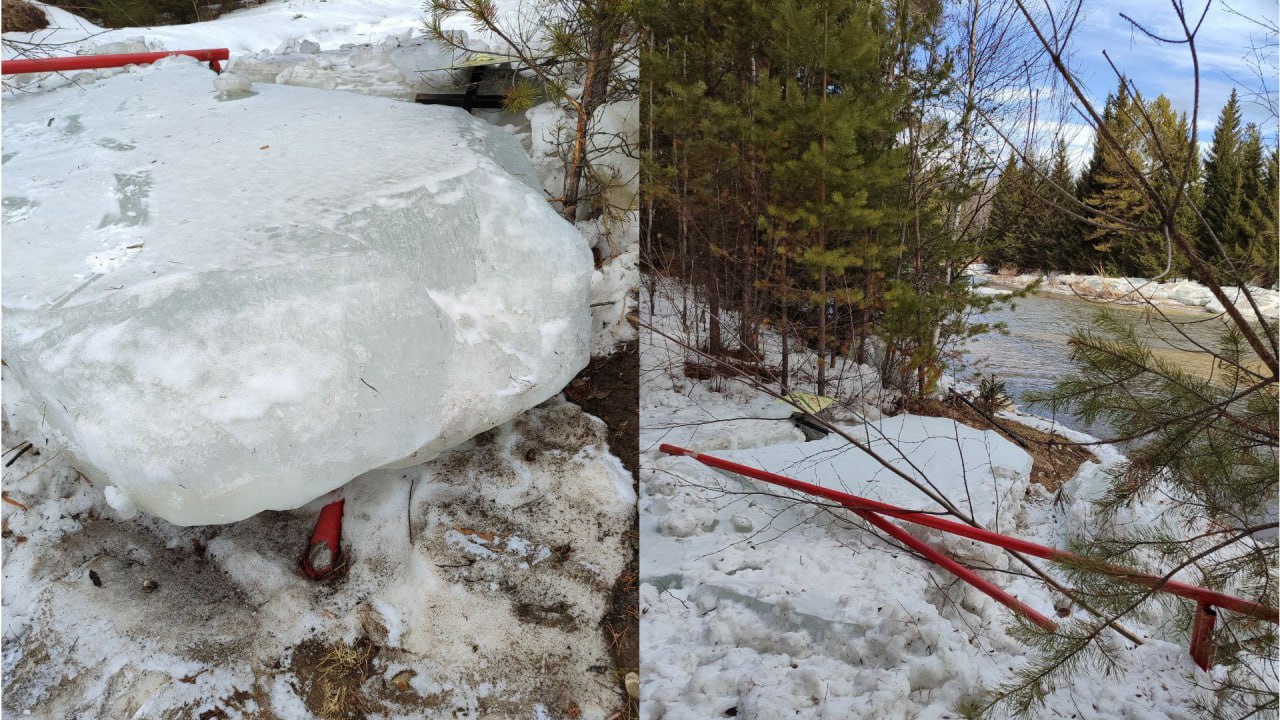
[
  {"x1": 2, "y1": 48, "x2": 230, "y2": 75},
  {"x1": 659, "y1": 444, "x2": 1279, "y2": 624},
  {"x1": 854, "y1": 503, "x2": 1058, "y2": 630}
]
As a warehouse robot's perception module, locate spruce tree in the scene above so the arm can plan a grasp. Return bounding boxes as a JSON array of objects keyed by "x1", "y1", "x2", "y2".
[
  {"x1": 983, "y1": 151, "x2": 1029, "y2": 270},
  {"x1": 1135, "y1": 94, "x2": 1198, "y2": 277},
  {"x1": 1075, "y1": 86, "x2": 1198, "y2": 277},
  {"x1": 1201, "y1": 90, "x2": 1246, "y2": 261},
  {"x1": 1260, "y1": 149, "x2": 1280, "y2": 287},
  {"x1": 1237, "y1": 124, "x2": 1276, "y2": 285},
  {"x1": 1042, "y1": 137, "x2": 1080, "y2": 271},
  {"x1": 1079, "y1": 80, "x2": 1152, "y2": 273}
]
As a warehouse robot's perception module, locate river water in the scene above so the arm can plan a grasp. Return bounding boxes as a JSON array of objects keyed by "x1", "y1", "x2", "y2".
[{"x1": 956, "y1": 289, "x2": 1242, "y2": 436}]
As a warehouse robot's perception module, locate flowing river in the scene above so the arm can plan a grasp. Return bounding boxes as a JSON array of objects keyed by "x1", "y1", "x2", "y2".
[{"x1": 957, "y1": 288, "x2": 1248, "y2": 436}]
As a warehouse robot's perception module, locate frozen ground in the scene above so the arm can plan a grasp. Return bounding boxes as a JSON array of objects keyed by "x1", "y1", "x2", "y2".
[
  {"x1": 4, "y1": 397, "x2": 635, "y2": 718},
  {"x1": 2, "y1": 0, "x2": 637, "y2": 717},
  {"x1": 639, "y1": 281, "x2": 1246, "y2": 719}
]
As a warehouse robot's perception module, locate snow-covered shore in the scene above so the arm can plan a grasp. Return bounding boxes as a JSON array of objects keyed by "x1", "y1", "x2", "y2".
[{"x1": 978, "y1": 271, "x2": 1280, "y2": 318}]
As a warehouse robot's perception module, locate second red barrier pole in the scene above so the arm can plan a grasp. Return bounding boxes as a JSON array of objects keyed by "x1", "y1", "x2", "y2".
[
  {"x1": 658, "y1": 444, "x2": 1055, "y2": 629},
  {"x1": 1189, "y1": 602, "x2": 1218, "y2": 671},
  {"x1": 853, "y1": 504, "x2": 1058, "y2": 630}
]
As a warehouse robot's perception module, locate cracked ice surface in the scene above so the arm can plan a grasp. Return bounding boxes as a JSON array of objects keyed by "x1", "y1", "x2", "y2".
[{"x1": 2, "y1": 58, "x2": 593, "y2": 526}]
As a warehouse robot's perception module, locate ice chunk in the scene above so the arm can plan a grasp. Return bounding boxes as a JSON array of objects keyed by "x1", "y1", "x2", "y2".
[
  {"x1": 713, "y1": 414, "x2": 1033, "y2": 534},
  {"x1": 103, "y1": 485, "x2": 138, "y2": 519},
  {"x1": 2, "y1": 59, "x2": 593, "y2": 526},
  {"x1": 228, "y1": 36, "x2": 471, "y2": 101}
]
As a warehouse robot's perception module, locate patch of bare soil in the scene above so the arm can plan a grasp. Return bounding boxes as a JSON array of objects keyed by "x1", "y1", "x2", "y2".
[
  {"x1": 563, "y1": 341, "x2": 639, "y2": 717},
  {"x1": 2, "y1": 0, "x2": 47, "y2": 32},
  {"x1": 564, "y1": 341, "x2": 638, "y2": 483},
  {"x1": 290, "y1": 639, "x2": 377, "y2": 720},
  {"x1": 908, "y1": 396, "x2": 1097, "y2": 493}
]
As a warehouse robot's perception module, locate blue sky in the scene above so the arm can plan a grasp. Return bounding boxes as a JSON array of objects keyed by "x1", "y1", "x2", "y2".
[{"x1": 1062, "y1": 0, "x2": 1277, "y2": 147}]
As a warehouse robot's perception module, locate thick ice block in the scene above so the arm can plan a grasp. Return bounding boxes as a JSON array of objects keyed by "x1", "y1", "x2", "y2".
[{"x1": 2, "y1": 59, "x2": 592, "y2": 525}]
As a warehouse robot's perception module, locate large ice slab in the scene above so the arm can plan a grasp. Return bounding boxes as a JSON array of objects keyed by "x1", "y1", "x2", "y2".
[
  {"x1": 2, "y1": 59, "x2": 593, "y2": 525},
  {"x1": 710, "y1": 414, "x2": 1033, "y2": 533}
]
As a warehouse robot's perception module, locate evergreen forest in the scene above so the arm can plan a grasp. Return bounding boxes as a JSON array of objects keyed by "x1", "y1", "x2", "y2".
[{"x1": 642, "y1": 0, "x2": 1278, "y2": 400}]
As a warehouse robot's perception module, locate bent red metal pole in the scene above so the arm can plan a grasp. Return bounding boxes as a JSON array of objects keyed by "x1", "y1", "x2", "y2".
[
  {"x1": 1, "y1": 49, "x2": 230, "y2": 75},
  {"x1": 658, "y1": 445, "x2": 1055, "y2": 630},
  {"x1": 659, "y1": 444, "x2": 1279, "y2": 624},
  {"x1": 854, "y1": 501, "x2": 1058, "y2": 630}
]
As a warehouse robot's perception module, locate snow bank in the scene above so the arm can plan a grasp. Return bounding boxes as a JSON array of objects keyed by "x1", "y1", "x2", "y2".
[
  {"x1": 987, "y1": 272, "x2": 1280, "y2": 318},
  {"x1": 526, "y1": 95, "x2": 639, "y2": 356},
  {"x1": 4, "y1": 0, "x2": 437, "y2": 58},
  {"x1": 2, "y1": 59, "x2": 593, "y2": 525},
  {"x1": 225, "y1": 34, "x2": 462, "y2": 101}
]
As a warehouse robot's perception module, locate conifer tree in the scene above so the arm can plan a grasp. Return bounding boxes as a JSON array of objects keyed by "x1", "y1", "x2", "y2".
[
  {"x1": 983, "y1": 151, "x2": 1029, "y2": 269},
  {"x1": 1072, "y1": 86, "x2": 1199, "y2": 276},
  {"x1": 1238, "y1": 124, "x2": 1277, "y2": 285},
  {"x1": 1133, "y1": 93, "x2": 1198, "y2": 276},
  {"x1": 757, "y1": 0, "x2": 908, "y2": 395},
  {"x1": 642, "y1": 0, "x2": 764, "y2": 354},
  {"x1": 1201, "y1": 90, "x2": 1246, "y2": 261},
  {"x1": 1078, "y1": 81, "x2": 1154, "y2": 273},
  {"x1": 876, "y1": 0, "x2": 1022, "y2": 398},
  {"x1": 1260, "y1": 149, "x2": 1280, "y2": 287},
  {"x1": 1041, "y1": 137, "x2": 1080, "y2": 271}
]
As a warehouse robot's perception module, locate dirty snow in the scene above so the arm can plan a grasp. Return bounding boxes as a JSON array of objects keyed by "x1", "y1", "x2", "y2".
[{"x1": 3, "y1": 397, "x2": 635, "y2": 718}]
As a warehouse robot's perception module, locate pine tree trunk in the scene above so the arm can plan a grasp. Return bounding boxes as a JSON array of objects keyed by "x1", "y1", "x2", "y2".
[
  {"x1": 816, "y1": 14, "x2": 830, "y2": 398},
  {"x1": 780, "y1": 254, "x2": 791, "y2": 392},
  {"x1": 561, "y1": 5, "x2": 620, "y2": 223},
  {"x1": 740, "y1": 241, "x2": 757, "y2": 353},
  {"x1": 817, "y1": 264, "x2": 827, "y2": 396},
  {"x1": 677, "y1": 139, "x2": 690, "y2": 331},
  {"x1": 709, "y1": 252, "x2": 723, "y2": 356},
  {"x1": 780, "y1": 330, "x2": 790, "y2": 393}
]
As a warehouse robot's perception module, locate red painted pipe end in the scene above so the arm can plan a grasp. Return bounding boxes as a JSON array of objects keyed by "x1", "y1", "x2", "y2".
[
  {"x1": 659, "y1": 444, "x2": 689, "y2": 457},
  {"x1": 1189, "y1": 602, "x2": 1217, "y2": 671},
  {"x1": 301, "y1": 499, "x2": 346, "y2": 580}
]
